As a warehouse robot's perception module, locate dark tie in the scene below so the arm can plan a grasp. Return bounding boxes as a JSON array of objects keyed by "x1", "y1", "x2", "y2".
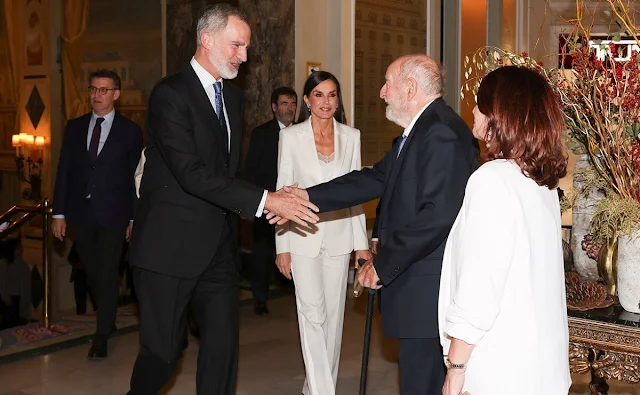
[
  {"x1": 89, "y1": 117, "x2": 104, "y2": 161},
  {"x1": 213, "y1": 82, "x2": 229, "y2": 151},
  {"x1": 396, "y1": 134, "x2": 408, "y2": 159}
]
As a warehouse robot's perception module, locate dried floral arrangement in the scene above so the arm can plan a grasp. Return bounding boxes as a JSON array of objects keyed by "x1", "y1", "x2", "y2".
[{"x1": 461, "y1": 0, "x2": 640, "y2": 244}]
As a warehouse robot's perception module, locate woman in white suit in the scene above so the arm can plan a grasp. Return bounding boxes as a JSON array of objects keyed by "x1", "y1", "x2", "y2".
[
  {"x1": 275, "y1": 71, "x2": 371, "y2": 395},
  {"x1": 439, "y1": 66, "x2": 571, "y2": 395}
]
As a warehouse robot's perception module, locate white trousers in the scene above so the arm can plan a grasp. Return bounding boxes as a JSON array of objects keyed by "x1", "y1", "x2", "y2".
[{"x1": 291, "y1": 248, "x2": 350, "y2": 395}]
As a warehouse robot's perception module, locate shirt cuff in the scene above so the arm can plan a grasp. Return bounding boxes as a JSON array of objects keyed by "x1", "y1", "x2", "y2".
[
  {"x1": 371, "y1": 238, "x2": 379, "y2": 242},
  {"x1": 254, "y1": 190, "x2": 268, "y2": 218},
  {"x1": 52, "y1": 215, "x2": 65, "y2": 219}
]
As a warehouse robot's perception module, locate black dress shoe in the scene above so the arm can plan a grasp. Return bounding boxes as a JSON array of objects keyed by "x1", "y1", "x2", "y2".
[
  {"x1": 87, "y1": 338, "x2": 108, "y2": 359},
  {"x1": 254, "y1": 302, "x2": 269, "y2": 316}
]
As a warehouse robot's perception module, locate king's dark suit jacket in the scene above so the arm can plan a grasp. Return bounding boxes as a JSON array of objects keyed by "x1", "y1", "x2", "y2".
[
  {"x1": 242, "y1": 118, "x2": 280, "y2": 191},
  {"x1": 308, "y1": 98, "x2": 478, "y2": 339},
  {"x1": 53, "y1": 112, "x2": 143, "y2": 228},
  {"x1": 130, "y1": 64, "x2": 264, "y2": 279}
]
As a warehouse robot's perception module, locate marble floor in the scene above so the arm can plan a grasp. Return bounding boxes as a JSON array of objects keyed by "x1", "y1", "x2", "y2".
[{"x1": 0, "y1": 293, "x2": 638, "y2": 395}]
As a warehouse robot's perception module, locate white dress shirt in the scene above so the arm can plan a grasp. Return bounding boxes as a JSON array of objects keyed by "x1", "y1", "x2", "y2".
[
  {"x1": 87, "y1": 109, "x2": 116, "y2": 154},
  {"x1": 190, "y1": 57, "x2": 267, "y2": 217}
]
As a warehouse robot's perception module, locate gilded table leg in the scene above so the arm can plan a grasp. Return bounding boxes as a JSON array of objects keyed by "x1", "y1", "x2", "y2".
[{"x1": 589, "y1": 349, "x2": 609, "y2": 395}]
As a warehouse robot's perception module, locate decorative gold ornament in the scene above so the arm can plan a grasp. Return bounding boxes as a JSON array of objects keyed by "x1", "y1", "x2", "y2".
[{"x1": 597, "y1": 234, "x2": 618, "y2": 297}]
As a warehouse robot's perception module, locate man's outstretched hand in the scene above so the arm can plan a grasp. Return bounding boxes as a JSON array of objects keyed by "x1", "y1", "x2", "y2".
[
  {"x1": 264, "y1": 185, "x2": 319, "y2": 227},
  {"x1": 265, "y1": 184, "x2": 313, "y2": 225}
]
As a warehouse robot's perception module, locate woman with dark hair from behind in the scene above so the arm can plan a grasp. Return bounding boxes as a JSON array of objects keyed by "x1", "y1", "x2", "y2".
[
  {"x1": 438, "y1": 66, "x2": 571, "y2": 394},
  {"x1": 275, "y1": 71, "x2": 370, "y2": 395}
]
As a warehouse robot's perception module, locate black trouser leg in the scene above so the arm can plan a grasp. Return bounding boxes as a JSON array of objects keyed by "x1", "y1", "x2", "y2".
[
  {"x1": 129, "y1": 266, "x2": 192, "y2": 395},
  {"x1": 130, "y1": 218, "x2": 240, "y2": 395},
  {"x1": 73, "y1": 268, "x2": 88, "y2": 315},
  {"x1": 74, "y1": 223, "x2": 126, "y2": 340},
  {"x1": 398, "y1": 338, "x2": 447, "y2": 395},
  {"x1": 191, "y1": 219, "x2": 240, "y2": 395}
]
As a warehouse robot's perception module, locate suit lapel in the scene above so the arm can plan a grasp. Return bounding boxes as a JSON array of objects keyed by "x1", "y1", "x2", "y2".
[
  {"x1": 333, "y1": 119, "x2": 349, "y2": 174},
  {"x1": 380, "y1": 100, "x2": 443, "y2": 216},
  {"x1": 224, "y1": 81, "x2": 242, "y2": 174},
  {"x1": 301, "y1": 119, "x2": 323, "y2": 184},
  {"x1": 79, "y1": 114, "x2": 92, "y2": 163},
  {"x1": 182, "y1": 65, "x2": 227, "y2": 159},
  {"x1": 380, "y1": 133, "x2": 412, "y2": 216}
]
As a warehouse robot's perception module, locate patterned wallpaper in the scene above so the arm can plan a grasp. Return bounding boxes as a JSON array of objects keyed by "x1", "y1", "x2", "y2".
[{"x1": 354, "y1": 0, "x2": 427, "y2": 166}]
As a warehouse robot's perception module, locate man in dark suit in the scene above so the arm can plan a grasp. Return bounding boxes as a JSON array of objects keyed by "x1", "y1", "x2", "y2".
[
  {"x1": 127, "y1": 5, "x2": 318, "y2": 395},
  {"x1": 278, "y1": 54, "x2": 478, "y2": 394},
  {"x1": 243, "y1": 86, "x2": 297, "y2": 315},
  {"x1": 52, "y1": 69, "x2": 143, "y2": 359}
]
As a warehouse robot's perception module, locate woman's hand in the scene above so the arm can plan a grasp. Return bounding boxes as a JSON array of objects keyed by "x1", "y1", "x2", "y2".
[
  {"x1": 442, "y1": 369, "x2": 469, "y2": 395},
  {"x1": 354, "y1": 250, "x2": 372, "y2": 267},
  {"x1": 276, "y1": 253, "x2": 293, "y2": 280}
]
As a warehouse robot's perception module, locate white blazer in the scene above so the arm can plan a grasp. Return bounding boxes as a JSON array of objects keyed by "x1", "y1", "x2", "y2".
[
  {"x1": 438, "y1": 160, "x2": 570, "y2": 394},
  {"x1": 275, "y1": 118, "x2": 369, "y2": 258}
]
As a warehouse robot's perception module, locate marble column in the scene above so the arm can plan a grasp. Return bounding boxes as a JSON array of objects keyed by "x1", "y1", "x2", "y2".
[{"x1": 238, "y1": 0, "x2": 295, "y2": 155}]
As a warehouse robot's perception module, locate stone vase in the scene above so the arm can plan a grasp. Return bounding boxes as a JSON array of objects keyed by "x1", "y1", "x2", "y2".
[
  {"x1": 617, "y1": 231, "x2": 640, "y2": 313},
  {"x1": 571, "y1": 154, "x2": 605, "y2": 280}
]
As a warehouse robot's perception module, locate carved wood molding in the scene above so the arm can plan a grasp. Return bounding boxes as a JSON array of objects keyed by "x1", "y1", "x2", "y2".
[{"x1": 569, "y1": 317, "x2": 640, "y2": 385}]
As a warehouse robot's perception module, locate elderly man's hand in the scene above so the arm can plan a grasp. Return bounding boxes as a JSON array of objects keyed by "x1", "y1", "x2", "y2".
[
  {"x1": 264, "y1": 185, "x2": 319, "y2": 227},
  {"x1": 266, "y1": 183, "x2": 313, "y2": 225},
  {"x1": 357, "y1": 259, "x2": 382, "y2": 290}
]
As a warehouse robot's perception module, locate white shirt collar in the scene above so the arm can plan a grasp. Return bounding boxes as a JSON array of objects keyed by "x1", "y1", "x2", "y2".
[
  {"x1": 402, "y1": 97, "x2": 439, "y2": 138},
  {"x1": 277, "y1": 120, "x2": 287, "y2": 129},
  {"x1": 92, "y1": 108, "x2": 115, "y2": 124},
  {"x1": 190, "y1": 57, "x2": 223, "y2": 89}
]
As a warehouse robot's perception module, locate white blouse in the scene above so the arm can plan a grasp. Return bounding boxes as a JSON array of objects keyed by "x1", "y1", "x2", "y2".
[
  {"x1": 317, "y1": 152, "x2": 336, "y2": 183},
  {"x1": 438, "y1": 159, "x2": 571, "y2": 395}
]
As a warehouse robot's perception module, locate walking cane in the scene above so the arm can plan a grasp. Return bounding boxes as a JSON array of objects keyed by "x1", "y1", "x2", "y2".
[{"x1": 354, "y1": 259, "x2": 378, "y2": 395}]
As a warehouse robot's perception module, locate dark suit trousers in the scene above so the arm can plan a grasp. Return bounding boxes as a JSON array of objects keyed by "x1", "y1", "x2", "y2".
[
  {"x1": 129, "y1": 217, "x2": 239, "y2": 395},
  {"x1": 72, "y1": 267, "x2": 97, "y2": 315},
  {"x1": 250, "y1": 217, "x2": 275, "y2": 303},
  {"x1": 398, "y1": 338, "x2": 446, "y2": 395},
  {"x1": 73, "y1": 201, "x2": 126, "y2": 340}
]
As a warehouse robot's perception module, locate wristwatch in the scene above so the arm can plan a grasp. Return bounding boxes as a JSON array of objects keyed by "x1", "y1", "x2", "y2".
[{"x1": 445, "y1": 357, "x2": 466, "y2": 371}]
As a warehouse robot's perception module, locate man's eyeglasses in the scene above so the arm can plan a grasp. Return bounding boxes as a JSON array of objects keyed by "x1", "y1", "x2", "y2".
[{"x1": 88, "y1": 86, "x2": 117, "y2": 95}]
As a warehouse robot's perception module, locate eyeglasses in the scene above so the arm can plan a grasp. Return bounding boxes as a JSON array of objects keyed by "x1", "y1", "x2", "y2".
[{"x1": 88, "y1": 86, "x2": 117, "y2": 95}]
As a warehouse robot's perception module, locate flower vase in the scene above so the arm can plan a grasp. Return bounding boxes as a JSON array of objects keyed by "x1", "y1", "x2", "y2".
[
  {"x1": 617, "y1": 231, "x2": 640, "y2": 313},
  {"x1": 571, "y1": 154, "x2": 604, "y2": 280}
]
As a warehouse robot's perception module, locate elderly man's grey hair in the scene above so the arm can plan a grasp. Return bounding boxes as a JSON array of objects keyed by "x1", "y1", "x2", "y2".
[
  {"x1": 398, "y1": 54, "x2": 443, "y2": 97},
  {"x1": 196, "y1": 4, "x2": 249, "y2": 46}
]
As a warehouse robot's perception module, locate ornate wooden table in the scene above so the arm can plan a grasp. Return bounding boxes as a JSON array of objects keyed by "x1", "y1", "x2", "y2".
[{"x1": 569, "y1": 306, "x2": 640, "y2": 394}]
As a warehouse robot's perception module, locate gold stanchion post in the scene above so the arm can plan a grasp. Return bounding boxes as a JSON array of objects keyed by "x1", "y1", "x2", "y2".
[{"x1": 42, "y1": 198, "x2": 53, "y2": 328}]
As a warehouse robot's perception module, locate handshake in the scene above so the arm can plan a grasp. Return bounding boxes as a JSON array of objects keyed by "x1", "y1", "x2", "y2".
[{"x1": 263, "y1": 183, "x2": 316, "y2": 227}]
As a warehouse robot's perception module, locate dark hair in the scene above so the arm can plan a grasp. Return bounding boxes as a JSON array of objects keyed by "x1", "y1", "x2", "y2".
[
  {"x1": 89, "y1": 69, "x2": 121, "y2": 90},
  {"x1": 271, "y1": 87, "x2": 297, "y2": 106},
  {"x1": 297, "y1": 71, "x2": 346, "y2": 124},
  {"x1": 196, "y1": 4, "x2": 249, "y2": 45},
  {"x1": 478, "y1": 66, "x2": 567, "y2": 189}
]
